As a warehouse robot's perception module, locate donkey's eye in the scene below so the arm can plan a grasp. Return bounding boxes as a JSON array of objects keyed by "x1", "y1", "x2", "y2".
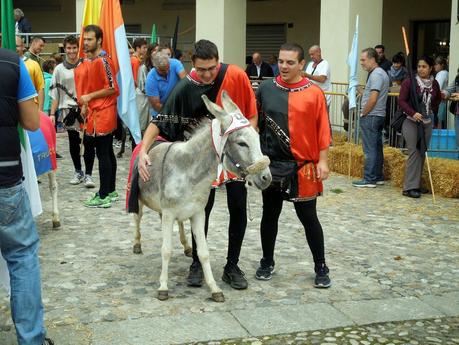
[{"x1": 237, "y1": 142, "x2": 249, "y2": 148}]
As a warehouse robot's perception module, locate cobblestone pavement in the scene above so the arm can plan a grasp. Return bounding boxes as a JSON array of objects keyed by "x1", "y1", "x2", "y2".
[
  {"x1": 1, "y1": 134, "x2": 458, "y2": 344},
  {"x1": 184, "y1": 317, "x2": 459, "y2": 344}
]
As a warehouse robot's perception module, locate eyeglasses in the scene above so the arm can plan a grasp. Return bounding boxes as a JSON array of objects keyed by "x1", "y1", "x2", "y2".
[{"x1": 195, "y1": 65, "x2": 218, "y2": 74}]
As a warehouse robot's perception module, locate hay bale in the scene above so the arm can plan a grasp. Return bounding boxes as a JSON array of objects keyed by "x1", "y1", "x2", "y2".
[
  {"x1": 329, "y1": 143, "x2": 459, "y2": 198},
  {"x1": 328, "y1": 143, "x2": 364, "y2": 178},
  {"x1": 420, "y1": 157, "x2": 459, "y2": 198},
  {"x1": 329, "y1": 143, "x2": 404, "y2": 180},
  {"x1": 332, "y1": 132, "x2": 348, "y2": 147},
  {"x1": 383, "y1": 146, "x2": 406, "y2": 181}
]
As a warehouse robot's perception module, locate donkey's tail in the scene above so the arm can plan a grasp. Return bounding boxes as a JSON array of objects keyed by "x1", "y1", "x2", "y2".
[{"x1": 126, "y1": 144, "x2": 143, "y2": 214}]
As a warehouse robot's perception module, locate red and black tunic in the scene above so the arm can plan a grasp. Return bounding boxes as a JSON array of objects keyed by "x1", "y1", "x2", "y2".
[{"x1": 257, "y1": 76, "x2": 331, "y2": 200}]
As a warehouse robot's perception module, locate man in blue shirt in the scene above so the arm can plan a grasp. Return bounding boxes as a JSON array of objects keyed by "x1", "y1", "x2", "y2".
[
  {"x1": 0, "y1": 47, "x2": 53, "y2": 345},
  {"x1": 145, "y1": 52, "x2": 185, "y2": 117}
]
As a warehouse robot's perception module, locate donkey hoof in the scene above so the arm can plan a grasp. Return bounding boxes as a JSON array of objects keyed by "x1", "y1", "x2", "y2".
[
  {"x1": 184, "y1": 247, "x2": 192, "y2": 257},
  {"x1": 211, "y1": 292, "x2": 225, "y2": 303},
  {"x1": 157, "y1": 290, "x2": 169, "y2": 301},
  {"x1": 52, "y1": 221, "x2": 61, "y2": 229},
  {"x1": 133, "y1": 244, "x2": 142, "y2": 254}
]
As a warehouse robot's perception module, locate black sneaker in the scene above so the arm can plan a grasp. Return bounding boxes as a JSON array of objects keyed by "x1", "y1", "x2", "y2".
[
  {"x1": 255, "y1": 258, "x2": 275, "y2": 280},
  {"x1": 222, "y1": 264, "x2": 248, "y2": 290},
  {"x1": 187, "y1": 261, "x2": 203, "y2": 287},
  {"x1": 314, "y1": 263, "x2": 331, "y2": 288},
  {"x1": 43, "y1": 338, "x2": 54, "y2": 345}
]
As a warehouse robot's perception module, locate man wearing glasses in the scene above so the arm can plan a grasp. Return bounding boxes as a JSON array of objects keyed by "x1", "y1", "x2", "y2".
[{"x1": 138, "y1": 39, "x2": 257, "y2": 290}]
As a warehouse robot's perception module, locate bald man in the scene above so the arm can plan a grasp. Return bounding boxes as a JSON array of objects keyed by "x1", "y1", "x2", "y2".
[
  {"x1": 245, "y1": 52, "x2": 274, "y2": 80},
  {"x1": 304, "y1": 45, "x2": 331, "y2": 107}
]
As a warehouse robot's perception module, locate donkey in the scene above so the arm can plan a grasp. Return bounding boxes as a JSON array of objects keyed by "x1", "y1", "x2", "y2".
[{"x1": 132, "y1": 91, "x2": 272, "y2": 302}]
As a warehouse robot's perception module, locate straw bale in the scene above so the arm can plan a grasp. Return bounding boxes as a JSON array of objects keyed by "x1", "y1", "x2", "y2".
[
  {"x1": 332, "y1": 132, "x2": 348, "y2": 147},
  {"x1": 329, "y1": 143, "x2": 459, "y2": 198}
]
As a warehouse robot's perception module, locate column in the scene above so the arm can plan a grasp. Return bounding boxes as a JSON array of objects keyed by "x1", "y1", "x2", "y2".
[
  {"x1": 196, "y1": 0, "x2": 246, "y2": 68},
  {"x1": 76, "y1": 0, "x2": 85, "y2": 32},
  {"x1": 450, "y1": 0, "x2": 459, "y2": 77},
  {"x1": 320, "y1": 0, "x2": 383, "y2": 83}
]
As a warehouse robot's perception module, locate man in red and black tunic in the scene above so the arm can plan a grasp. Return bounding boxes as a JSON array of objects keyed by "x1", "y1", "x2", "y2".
[
  {"x1": 255, "y1": 43, "x2": 332, "y2": 288},
  {"x1": 138, "y1": 39, "x2": 257, "y2": 290}
]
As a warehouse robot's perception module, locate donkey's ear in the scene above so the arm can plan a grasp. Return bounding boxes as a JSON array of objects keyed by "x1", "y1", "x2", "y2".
[
  {"x1": 221, "y1": 90, "x2": 240, "y2": 114},
  {"x1": 202, "y1": 94, "x2": 224, "y2": 118}
]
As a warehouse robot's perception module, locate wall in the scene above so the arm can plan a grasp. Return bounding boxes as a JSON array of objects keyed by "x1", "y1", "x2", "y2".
[
  {"x1": 19, "y1": 0, "x2": 75, "y2": 33},
  {"x1": 382, "y1": 0, "x2": 451, "y2": 59},
  {"x1": 246, "y1": 0, "x2": 321, "y2": 53}
]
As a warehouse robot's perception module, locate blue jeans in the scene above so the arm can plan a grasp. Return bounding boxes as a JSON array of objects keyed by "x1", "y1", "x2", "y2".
[
  {"x1": 0, "y1": 182, "x2": 45, "y2": 345},
  {"x1": 360, "y1": 115, "x2": 385, "y2": 182}
]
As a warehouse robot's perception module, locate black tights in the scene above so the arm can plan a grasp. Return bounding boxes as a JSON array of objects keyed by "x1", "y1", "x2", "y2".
[
  {"x1": 260, "y1": 187, "x2": 325, "y2": 267},
  {"x1": 192, "y1": 181, "x2": 247, "y2": 266},
  {"x1": 68, "y1": 130, "x2": 95, "y2": 175},
  {"x1": 84, "y1": 135, "x2": 117, "y2": 198}
]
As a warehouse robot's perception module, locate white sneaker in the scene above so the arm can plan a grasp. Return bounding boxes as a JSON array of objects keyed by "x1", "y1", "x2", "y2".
[
  {"x1": 70, "y1": 171, "x2": 84, "y2": 185},
  {"x1": 83, "y1": 175, "x2": 95, "y2": 188}
]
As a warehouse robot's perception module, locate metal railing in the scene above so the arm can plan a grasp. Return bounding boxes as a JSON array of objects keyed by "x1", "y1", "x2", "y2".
[{"x1": 250, "y1": 81, "x2": 457, "y2": 159}]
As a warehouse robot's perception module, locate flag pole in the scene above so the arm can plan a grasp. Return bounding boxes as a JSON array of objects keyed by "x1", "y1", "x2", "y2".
[{"x1": 401, "y1": 26, "x2": 436, "y2": 204}]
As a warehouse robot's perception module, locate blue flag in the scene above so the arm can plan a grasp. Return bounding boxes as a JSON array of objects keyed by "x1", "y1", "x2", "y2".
[{"x1": 347, "y1": 15, "x2": 359, "y2": 111}]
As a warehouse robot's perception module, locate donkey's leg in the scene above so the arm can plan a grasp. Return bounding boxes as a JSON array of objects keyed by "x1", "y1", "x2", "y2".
[
  {"x1": 133, "y1": 202, "x2": 144, "y2": 254},
  {"x1": 158, "y1": 211, "x2": 174, "y2": 301},
  {"x1": 48, "y1": 171, "x2": 61, "y2": 229},
  {"x1": 190, "y1": 211, "x2": 224, "y2": 302},
  {"x1": 178, "y1": 221, "x2": 192, "y2": 257}
]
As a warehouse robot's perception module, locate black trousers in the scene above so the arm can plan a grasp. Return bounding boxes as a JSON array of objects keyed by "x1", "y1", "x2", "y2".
[
  {"x1": 84, "y1": 134, "x2": 117, "y2": 198},
  {"x1": 260, "y1": 187, "x2": 325, "y2": 267},
  {"x1": 191, "y1": 181, "x2": 247, "y2": 267},
  {"x1": 68, "y1": 130, "x2": 95, "y2": 175}
]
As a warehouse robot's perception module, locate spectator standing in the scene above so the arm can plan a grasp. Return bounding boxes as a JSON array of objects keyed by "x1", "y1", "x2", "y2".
[
  {"x1": 136, "y1": 43, "x2": 158, "y2": 134},
  {"x1": 245, "y1": 52, "x2": 274, "y2": 79},
  {"x1": 388, "y1": 53, "x2": 407, "y2": 86},
  {"x1": 50, "y1": 35, "x2": 96, "y2": 187},
  {"x1": 304, "y1": 45, "x2": 332, "y2": 108},
  {"x1": 16, "y1": 36, "x2": 45, "y2": 112},
  {"x1": 14, "y1": 8, "x2": 32, "y2": 33},
  {"x1": 138, "y1": 39, "x2": 258, "y2": 290},
  {"x1": 399, "y1": 56, "x2": 441, "y2": 198},
  {"x1": 74, "y1": 25, "x2": 119, "y2": 208},
  {"x1": 268, "y1": 55, "x2": 279, "y2": 76},
  {"x1": 145, "y1": 52, "x2": 186, "y2": 118},
  {"x1": 374, "y1": 44, "x2": 392, "y2": 72},
  {"x1": 352, "y1": 48, "x2": 389, "y2": 188},
  {"x1": 130, "y1": 38, "x2": 147, "y2": 87},
  {"x1": 434, "y1": 56, "x2": 449, "y2": 128},
  {"x1": 443, "y1": 68, "x2": 459, "y2": 159},
  {"x1": 42, "y1": 59, "x2": 56, "y2": 115},
  {"x1": 255, "y1": 43, "x2": 332, "y2": 288},
  {"x1": 24, "y1": 36, "x2": 45, "y2": 66},
  {"x1": 0, "y1": 46, "x2": 53, "y2": 345}
]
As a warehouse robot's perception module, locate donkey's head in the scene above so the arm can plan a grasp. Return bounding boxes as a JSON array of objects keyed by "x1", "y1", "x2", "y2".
[{"x1": 202, "y1": 91, "x2": 272, "y2": 190}]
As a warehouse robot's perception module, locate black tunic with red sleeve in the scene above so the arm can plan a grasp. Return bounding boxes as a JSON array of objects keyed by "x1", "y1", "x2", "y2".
[{"x1": 257, "y1": 76, "x2": 331, "y2": 200}]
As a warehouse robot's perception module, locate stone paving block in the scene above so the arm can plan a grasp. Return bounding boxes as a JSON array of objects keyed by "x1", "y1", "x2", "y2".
[
  {"x1": 46, "y1": 324, "x2": 93, "y2": 345},
  {"x1": 333, "y1": 296, "x2": 445, "y2": 325},
  {"x1": 231, "y1": 303, "x2": 352, "y2": 336},
  {"x1": 91, "y1": 311, "x2": 248, "y2": 345},
  {"x1": 0, "y1": 330, "x2": 18, "y2": 345},
  {"x1": 420, "y1": 292, "x2": 459, "y2": 317}
]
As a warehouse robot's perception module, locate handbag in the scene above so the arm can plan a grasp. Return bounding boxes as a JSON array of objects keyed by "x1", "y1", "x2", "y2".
[
  {"x1": 390, "y1": 108, "x2": 406, "y2": 133},
  {"x1": 269, "y1": 160, "x2": 299, "y2": 200}
]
